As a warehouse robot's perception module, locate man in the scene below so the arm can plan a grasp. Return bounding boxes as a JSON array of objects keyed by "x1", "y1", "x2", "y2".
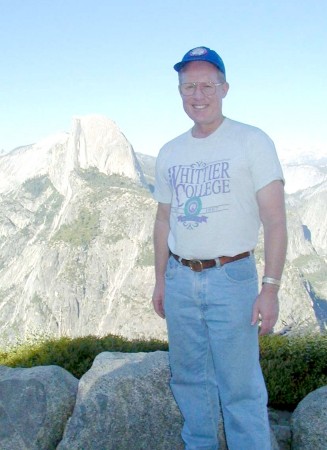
[{"x1": 152, "y1": 46, "x2": 287, "y2": 450}]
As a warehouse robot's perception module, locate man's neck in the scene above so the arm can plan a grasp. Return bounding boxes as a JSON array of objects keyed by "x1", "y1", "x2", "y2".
[{"x1": 192, "y1": 116, "x2": 225, "y2": 138}]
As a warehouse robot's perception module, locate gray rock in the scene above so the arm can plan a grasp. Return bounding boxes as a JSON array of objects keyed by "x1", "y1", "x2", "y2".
[
  {"x1": 269, "y1": 409, "x2": 292, "y2": 450},
  {"x1": 57, "y1": 351, "x2": 279, "y2": 450},
  {"x1": 0, "y1": 364, "x2": 78, "y2": 450},
  {"x1": 291, "y1": 385, "x2": 327, "y2": 449},
  {"x1": 57, "y1": 351, "x2": 184, "y2": 450},
  {"x1": 5, "y1": 352, "x2": 318, "y2": 449},
  {"x1": 271, "y1": 425, "x2": 291, "y2": 450}
]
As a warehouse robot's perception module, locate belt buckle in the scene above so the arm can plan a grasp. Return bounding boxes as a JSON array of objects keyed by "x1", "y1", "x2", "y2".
[{"x1": 189, "y1": 259, "x2": 203, "y2": 272}]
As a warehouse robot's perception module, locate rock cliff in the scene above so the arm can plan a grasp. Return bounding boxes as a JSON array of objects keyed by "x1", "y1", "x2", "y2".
[
  {"x1": 0, "y1": 115, "x2": 326, "y2": 347},
  {"x1": 0, "y1": 115, "x2": 165, "y2": 345}
]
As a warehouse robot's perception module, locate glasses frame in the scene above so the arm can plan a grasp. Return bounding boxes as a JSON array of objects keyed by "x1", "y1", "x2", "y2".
[{"x1": 179, "y1": 81, "x2": 225, "y2": 96}]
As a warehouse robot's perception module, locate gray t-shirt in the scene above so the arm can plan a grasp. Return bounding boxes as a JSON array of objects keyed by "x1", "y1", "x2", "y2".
[{"x1": 154, "y1": 118, "x2": 284, "y2": 259}]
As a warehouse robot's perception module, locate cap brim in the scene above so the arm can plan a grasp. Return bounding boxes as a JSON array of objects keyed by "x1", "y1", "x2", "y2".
[{"x1": 173, "y1": 62, "x2": 185, "y2": 72}]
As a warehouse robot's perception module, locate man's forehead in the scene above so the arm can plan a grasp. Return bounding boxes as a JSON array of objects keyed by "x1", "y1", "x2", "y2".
[{"x1": 179, "y1": 61, "x2": 221, "y2": 78}]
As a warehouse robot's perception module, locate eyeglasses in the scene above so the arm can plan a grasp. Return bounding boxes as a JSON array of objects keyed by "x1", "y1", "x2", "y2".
[{"x1": 179, "y1": 81, "x2": 224, "y2": 96}]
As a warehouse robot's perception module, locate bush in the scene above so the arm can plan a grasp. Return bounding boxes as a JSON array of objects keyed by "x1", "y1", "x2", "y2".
[
  {"x1": 260, "y1": 333, "x2": 327, "y2": 410},
  {"x1": 22, "y1": 175, "x2": 51, "y2": 197},
  {"x1": 1, "y1": 333, "x2": 326, "y2": 410},
  {"x1": 0, "y1": 334, "x2": 168, "y2": 379},
  {"x1": 52, "y1": 207, "x2": 100, "y2": 247}
]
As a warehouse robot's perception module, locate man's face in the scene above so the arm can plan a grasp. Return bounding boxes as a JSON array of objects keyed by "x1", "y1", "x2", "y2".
[{"x1": 178, "y1": 61, "x2": 229, "y2": 132}]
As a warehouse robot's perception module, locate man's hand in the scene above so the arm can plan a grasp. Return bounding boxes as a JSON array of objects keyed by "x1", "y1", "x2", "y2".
[
  {"x1": 152, "y1": 280, "x2": 165, "y2": 319},
  {"x1": 251, "y1": 285, "x2": 279, "y2": 335}
]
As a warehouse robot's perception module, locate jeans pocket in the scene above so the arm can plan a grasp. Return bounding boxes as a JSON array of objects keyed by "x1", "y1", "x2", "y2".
[
  {"x1": 222, "y1": 256, "x2": 257, "y2": 283},
  {"x1": 165, "y1": 255, "x2": 180, "y2": 280}
]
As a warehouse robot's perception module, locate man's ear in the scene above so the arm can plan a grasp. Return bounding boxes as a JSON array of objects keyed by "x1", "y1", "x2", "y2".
[{"x1": 222, "y1": 82, "x2": 229, "y2": 98}]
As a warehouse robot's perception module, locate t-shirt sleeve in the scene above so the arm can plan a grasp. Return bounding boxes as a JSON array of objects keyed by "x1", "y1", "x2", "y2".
[
  {"x1": 153, "y1": 147, "x2": 172, "y2": 203},
  {"x1": 246, "y1": 129, "x2": 285, "y2": 192}
]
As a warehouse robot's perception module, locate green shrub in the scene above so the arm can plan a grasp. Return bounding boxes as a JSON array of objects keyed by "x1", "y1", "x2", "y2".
[
  {"x1": 136, "y1": 238, "x2": 154, "y2": 267},
  {"x1": 52, "y1": 207, "x2": 100, "y2": 247},
  {"x1": 77, "y1": 167, "x2": 146, "y2": 193},
  {"x1": 1, "y1": 333, "x2": 326, "y2": 411},
  {"x1": 22, "y1": 175, "x2": 51, "y2": 197},
  {"x1": 260, "y1": 333, "x2": 327, "y2": 410},
  {"x1": 0, "y1": 334, "x2": 168, "y2": 379}
]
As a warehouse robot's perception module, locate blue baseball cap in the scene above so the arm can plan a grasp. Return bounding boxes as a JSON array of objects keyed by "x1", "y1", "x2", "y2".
[{"x1": 174, "y1": 46, "x2": 226, "y2": 76}]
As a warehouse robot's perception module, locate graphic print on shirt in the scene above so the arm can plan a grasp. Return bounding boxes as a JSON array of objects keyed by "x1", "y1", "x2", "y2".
[{"x1": 168, "y1": 159, "x2": 231, "y2": 229}]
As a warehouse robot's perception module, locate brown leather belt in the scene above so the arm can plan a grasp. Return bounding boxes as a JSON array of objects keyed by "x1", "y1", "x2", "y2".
[{"x1": 171, "y1": 251, "x2": 251, "y2": 272}]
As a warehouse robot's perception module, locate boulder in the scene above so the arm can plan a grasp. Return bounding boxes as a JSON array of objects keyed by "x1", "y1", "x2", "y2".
[
  {"x1": 0, "y1": 352, "x2": 284, "y2": 449},
  {"x1": 58, "y1": 351, "x2": 279, "y2": 449},
  {"x1": 291, "y1": 385, "x2": 327, "y2": 449},
  {"x1": 269, "y1": 409, "x2": 292, "y2": 450},
  {"x1": 57, "y1": 351, "x2": 184, "y2": 450},
  {"x1": 0, "y1": 364, "x2": 78, "y2": 450}
]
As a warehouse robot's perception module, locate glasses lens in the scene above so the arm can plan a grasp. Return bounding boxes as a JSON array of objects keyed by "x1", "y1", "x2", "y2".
[
  {"x1": 180, "y1": 83, "x2": 195, "y2": 95},
  {"x1": 202, "y1": 83, "x2": 216, "y2": 95},
  {"x1": 180, "y1": 82, "x2": 217, "y2": 96}
]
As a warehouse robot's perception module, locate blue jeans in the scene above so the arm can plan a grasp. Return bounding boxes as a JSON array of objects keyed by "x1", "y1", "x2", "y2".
[{"x1": 164, "y1": 254, "x2": 270, "y2": 450}]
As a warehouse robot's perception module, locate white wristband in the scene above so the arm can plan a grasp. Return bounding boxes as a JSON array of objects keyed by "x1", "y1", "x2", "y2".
[{"x1": 262, "y1": 276, "x2": 281, "y2": 287}]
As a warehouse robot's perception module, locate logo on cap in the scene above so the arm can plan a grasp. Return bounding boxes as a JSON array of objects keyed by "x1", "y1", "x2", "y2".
[{"x1": 189, "y1": 47, "x2": 208, "y2": 57}]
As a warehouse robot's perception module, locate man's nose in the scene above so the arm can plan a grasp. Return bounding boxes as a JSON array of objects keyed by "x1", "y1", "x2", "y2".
[{"x1": 193, "y1": 85, "x2": 205, "y2": 98}]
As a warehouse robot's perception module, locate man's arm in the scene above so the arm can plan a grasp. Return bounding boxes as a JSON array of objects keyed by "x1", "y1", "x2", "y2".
[
  {"x1": 251, "y1": 180, "x2": 288, "y2": 335},
  {"x1": 152, "y1": 202, "x2": 171, "y2": 318}
]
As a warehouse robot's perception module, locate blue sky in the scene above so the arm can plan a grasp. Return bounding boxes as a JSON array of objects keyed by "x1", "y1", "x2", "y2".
[{"x1": 1, "y1": 0, "x2": 326, "y2": 159}]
